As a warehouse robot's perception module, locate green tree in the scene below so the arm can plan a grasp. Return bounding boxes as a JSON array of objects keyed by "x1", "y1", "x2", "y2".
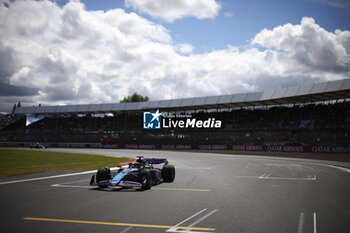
[{"x1": 120, "y1": 93, "x2": 149, "y2": 103}]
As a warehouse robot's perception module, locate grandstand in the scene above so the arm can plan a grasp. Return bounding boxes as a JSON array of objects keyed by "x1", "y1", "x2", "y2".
[
  {"x1": 12, "y1": 79, "x2": 350, "y2": 115},
  {"x1": 1, "y1": 79, "x2": 350, "y2": 153}
]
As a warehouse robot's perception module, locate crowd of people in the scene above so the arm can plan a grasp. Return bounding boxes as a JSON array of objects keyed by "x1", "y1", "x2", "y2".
[
  {"x1": 0, "y1": 101, "x2": 349, "y2": 145},
  {"x1": 0, "y1": 114, "x2": 25, "y2": 130}
]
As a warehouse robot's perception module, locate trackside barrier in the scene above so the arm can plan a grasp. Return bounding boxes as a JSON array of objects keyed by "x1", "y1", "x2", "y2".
[
  {"x1": 0, "y1": 142, "x2": 102, "y2": 148},
  {"x1": 0, "y1": 142, "x2": 349, "y2": 153},
  {"x1": 102, "y1": 143, "x2": 350, "y2": 153}
]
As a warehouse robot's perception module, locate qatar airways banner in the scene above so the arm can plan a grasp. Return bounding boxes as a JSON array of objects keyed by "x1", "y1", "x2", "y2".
[
  {"x1": 1, "y1": 142, "x2": 349, "y2": 153},
  {"x1": 99, "y1": 143, "x2": 350, "y2": 153}
]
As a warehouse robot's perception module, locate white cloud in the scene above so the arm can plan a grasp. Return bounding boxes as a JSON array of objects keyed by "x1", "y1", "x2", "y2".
[
  {"x1": 0, "y1": 0, "x2": 174, "y2": 111},
  {"x1": 252, "y1": 17, "x2": 350, "y2": 73},
  {"x1": 176, "y1": 43, "x2": 194, "y2": 54},
  {"x1": 125, "y1": 0, "x2": 221, "y2": 22},
  {"x1": 0, "y1": 1, "x2": 349, "y2": 113}
]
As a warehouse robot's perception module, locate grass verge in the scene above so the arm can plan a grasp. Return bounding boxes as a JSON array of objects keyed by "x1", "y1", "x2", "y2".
[{"x1": 0, "y1": 148, "x2": 132, "y2": 178}]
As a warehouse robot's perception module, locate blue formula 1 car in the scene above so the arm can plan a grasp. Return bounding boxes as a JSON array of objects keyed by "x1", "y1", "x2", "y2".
[
  {"x1": 90, "y1": 156, "x2": 175, "y2": 190},
  {"x1": 29, "y1": 142, "x2": 46, "y2": 149}
]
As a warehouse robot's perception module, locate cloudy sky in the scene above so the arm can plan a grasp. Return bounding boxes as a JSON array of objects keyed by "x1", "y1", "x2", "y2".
[{"x1": 0, "y1": 0, "x2": 349, "y2": 113}]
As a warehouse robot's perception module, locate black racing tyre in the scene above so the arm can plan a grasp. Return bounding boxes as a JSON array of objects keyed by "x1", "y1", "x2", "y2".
[
  {"x1": 96, "y1": 167, "x2": 111, "y2": 188},
  {"x1": 139, "y1": 169, "x2": 152, "y2": 190},
  {"x1": 162, "y1": 165, "x2": 175, "y2": 182}
]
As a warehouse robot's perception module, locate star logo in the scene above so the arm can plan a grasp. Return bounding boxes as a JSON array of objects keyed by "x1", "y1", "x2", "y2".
[
  {"x1": 143, "y1": 110, "x2": 162, "y2": 129},
  {"x1": 150, "y1": 109, "x2": 162, "y2": 122}
]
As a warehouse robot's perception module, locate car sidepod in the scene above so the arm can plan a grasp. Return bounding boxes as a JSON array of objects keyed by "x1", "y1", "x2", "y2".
[{"x1": 111, "y1": 168, "x2": 142, "y2": 188}]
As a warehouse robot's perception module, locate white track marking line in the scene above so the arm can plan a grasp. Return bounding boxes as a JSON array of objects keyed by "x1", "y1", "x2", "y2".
[
  {"x1": 51, "y1": 183, "x2": 211, "y2": 192},
  {"x1": 120, "y1": 226, "x2": 133, "y2": 233},
  {"x1": 168, "y1": 209, "x2": 207, "y2": 230},
  {"x1": 325, "y1": 165, "x2": 350, "y2": 173},
  {"x1": 0, "y1": 167, "x2": 120, "y2": 185},
  {"x1": 165, "y1": 209, "x2": 217, "y2": 233},
  {"x1": 187, "y1": 209, "x2": 217, "y2": 228},
  {"x1": 51, "y1": 179, "x2": 91, "y2": 188},
  {"x1": 313, "y1": 213, "x2": 317, "y2": 233},
  {"x1": 259, "y1": 173, "x2": 271, "y2": 178},
  {"x1": 55, "y1": 179, "x2": 90, "y2": 185},
  {"x1": 259, "y1": 175, "x2": 316, "y2": 181},
  {"x1": 237, "y1": 174, "x2": 316, "y2": 180},
  {"x1": 166, "y1": 209, "x2": 217, "y2": 233},
  {"x1": 166, "y1": 229, "x2": 214, "y2": 233},
  {"x1": 166, "y1": 209, "x2": 209, "y2": 232},
  {"x1": 240, "y1": 162, "x2": 250, "y2": 170},
  {"x1": 51, "y1": 184, "x2": 92, "y2": 188},
  {"x1": 239, "y1": 174, "x2": 316, "y2": 180},
  {"x1": 297, "y1": 212, "x2": 305, "y2": 233}
]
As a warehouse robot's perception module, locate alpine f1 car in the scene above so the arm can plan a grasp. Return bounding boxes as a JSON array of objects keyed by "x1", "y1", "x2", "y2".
[
  {"x1": 90, "y1": 156, "x2": 175, "y2": 190},
  {"x1": 29, "y1": 142, "x2": 46, "y2": 149}
]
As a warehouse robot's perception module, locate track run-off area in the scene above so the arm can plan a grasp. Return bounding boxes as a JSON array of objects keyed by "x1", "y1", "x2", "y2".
[{"x1": 1, "y1": 148, "x2": 349, "y2": 233}]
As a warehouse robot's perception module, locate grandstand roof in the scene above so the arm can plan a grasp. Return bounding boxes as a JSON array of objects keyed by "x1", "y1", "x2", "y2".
[{"x1": 14, "y1": 79, "x2": 350, "y2": 115}]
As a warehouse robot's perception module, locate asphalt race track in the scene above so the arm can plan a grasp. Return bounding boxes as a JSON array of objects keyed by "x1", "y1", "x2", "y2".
[{"x1": 1, "y1": 149, "x2": 350, "y2": 233}]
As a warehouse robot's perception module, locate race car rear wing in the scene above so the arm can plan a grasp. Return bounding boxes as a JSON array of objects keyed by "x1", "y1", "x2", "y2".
[
  {"x1": 137, "y1": 156, "x2": 168, "y2": 165},
  {"x1": 145, "y1": 158, "x2": 168, "y2": 165}
]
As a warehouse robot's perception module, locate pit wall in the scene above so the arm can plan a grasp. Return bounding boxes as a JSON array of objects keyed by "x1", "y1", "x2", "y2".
[{"x1": 1, "y1": 142, "x2": 350, "y2": 153}]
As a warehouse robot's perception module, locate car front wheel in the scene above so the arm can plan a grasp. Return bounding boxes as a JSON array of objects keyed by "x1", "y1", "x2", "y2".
[{"x1": 139, "y1": 170, "x2": 152, "y2": 190}]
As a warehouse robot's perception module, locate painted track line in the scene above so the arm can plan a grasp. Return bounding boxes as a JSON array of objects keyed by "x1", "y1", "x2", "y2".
[
  {"x1": 168, "y1": 208, "x2": 207, "y2": 230},
  {"x1": 51, "y1": 184, "x2": 93, "y2": 188},
  {"x1": 166, "y1": 209, "x2": 217, "y2": 233},
  {"x1": 50, "y1": 183, "x2": 211, "y2": 192},
  {"x1": 297, "y1": 212, "x2": 305, "y2": 233},
  {"x1": 23, "y1": 217, "x2": 215, "y2": 231},
  {"x1": 325, "y1": 165, "x2": 350, "y2": 173},
  {"x1": 119, "y1": 226, "x2": 133, "y2": 233},
  {"x1": 54, "y1": 179, "x2": 90, "y2": 185},
  {"x1": 0, "y1": 167, "x2": 120, "y2": 185},
  {"x1": 259, "y1": 173, "x2": 271, "y2": 178},
  {"x1": 188, "y1": 209, "x2": 218, "y2": 228},
  {"x1": 260, "y1": 174, "x2": 316, "y2": 181},
  {"x1": 313, "y1": 213, "x2": 317, "y2": 233},
  {"x1": 236, "y1": 174, "x2": 316, "y2": 180}
]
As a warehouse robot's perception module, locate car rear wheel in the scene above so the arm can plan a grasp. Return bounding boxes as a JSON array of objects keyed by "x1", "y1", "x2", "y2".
[
  {"x1": 96, "y1": 167, "x2": 111, "y2": 188},
  {"x1": 162, "y1": 165, "x2": 175, "y2": 182}
]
